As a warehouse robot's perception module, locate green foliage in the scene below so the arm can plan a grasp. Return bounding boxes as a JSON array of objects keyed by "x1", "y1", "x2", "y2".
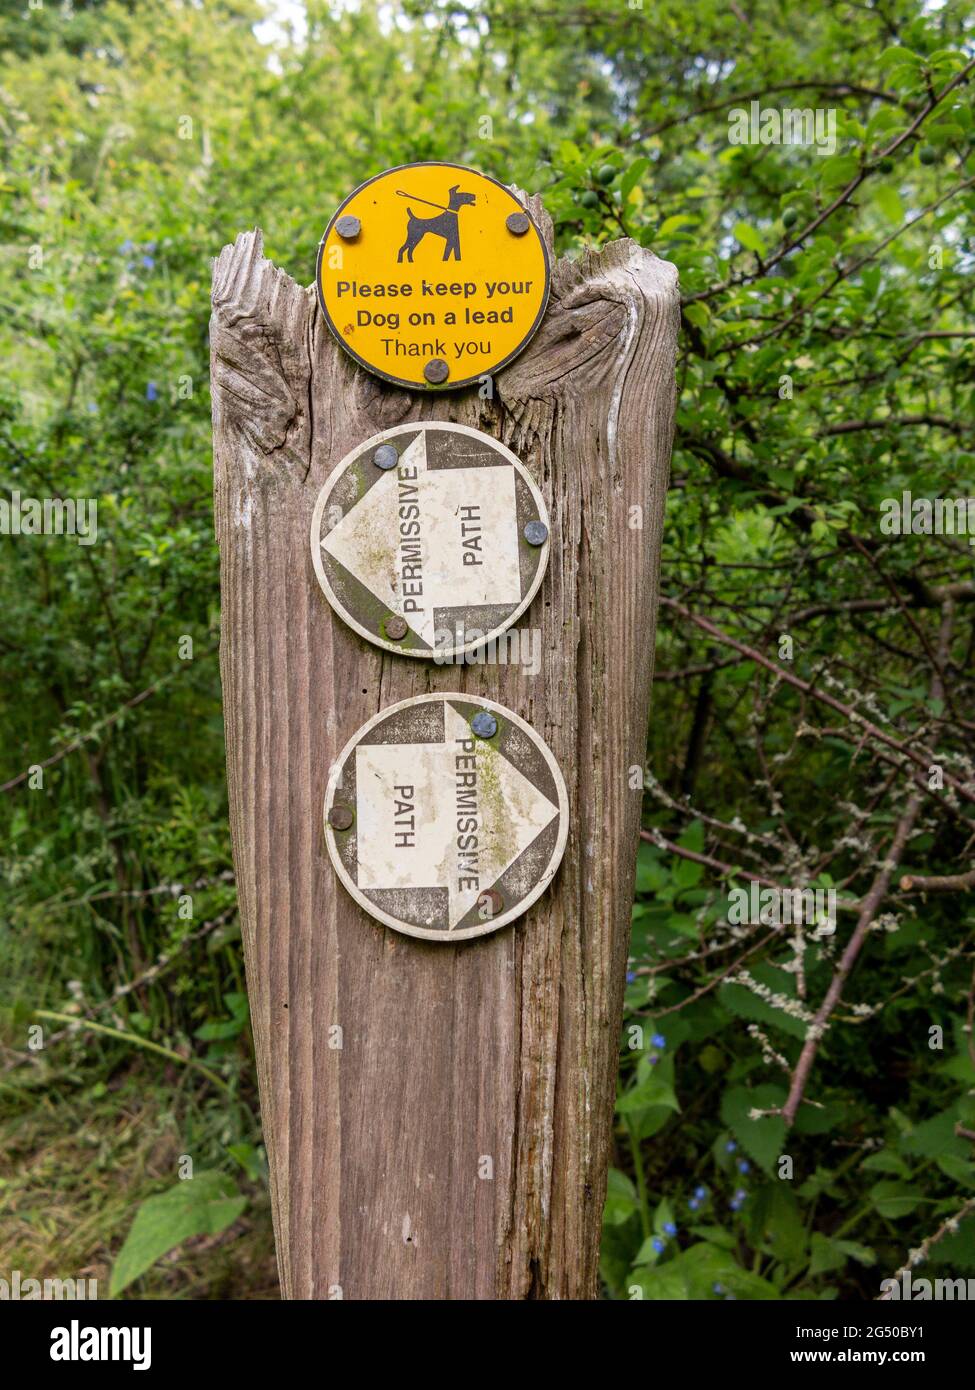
[{"x1": 110, "y1": 1171, "x2": 247, "y2": 1297}]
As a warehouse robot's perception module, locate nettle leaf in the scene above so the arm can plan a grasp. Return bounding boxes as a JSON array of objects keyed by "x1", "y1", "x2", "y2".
[
  {"x1": 672, "y1": 856, "x2": 703, "y2": 891},
  {"x1": 719, "y1": 960, "x2": 808, "y2": 1040},
  {"x1": 899, "y1": 1106, "x2": 970, "y2": 1162},
  {"x1": 927, "y1": 1215, "x2": 975, "y2": 1269},
  {"x1": 677, "y1": 819, "x2": 705, "y2": 853},
  {"x1": 861, "y1": 1150, "x2": 911, "y2": 1178},
  {"x1": 809, "y1": 1233, "x2": 875, "y2": 1277},
  {"x1": 869, "y1": 1180, "x2": 922, "y2": 1220},
  {"x1": 936, "y1": 1155, "x2": 975, "y2": 1190},
  {"x1": 793, "y1": 1098, "x2": 846, "y2": 1135},
  {"x1": 720, "y1": 1084, "x2": 786, "y2": 1173},
  {"x1": 748, "y1": 1183, "x2": 806, "y2": 1264},
  {"x1": 110, "y1": 1171, "x2": 247, "y2": 1297}
]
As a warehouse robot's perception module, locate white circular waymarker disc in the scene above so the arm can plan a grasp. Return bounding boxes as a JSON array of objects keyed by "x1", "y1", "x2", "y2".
[
  {"x1": 324, "y1": 693, "x2": 569, "y2": 942},
  {"x1": 310, "y1": 422, "x2": 550, "y2": 659}
]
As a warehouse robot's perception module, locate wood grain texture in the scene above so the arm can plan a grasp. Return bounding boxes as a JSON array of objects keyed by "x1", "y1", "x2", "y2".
[{"x1": 210, "y1": 196, "x2": 679, "y2": 1300}]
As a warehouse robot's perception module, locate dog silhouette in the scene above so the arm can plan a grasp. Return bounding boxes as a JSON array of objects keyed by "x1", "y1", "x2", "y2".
[{"x1": 396, "y1": 185, "x2": 476, "y2": 263}]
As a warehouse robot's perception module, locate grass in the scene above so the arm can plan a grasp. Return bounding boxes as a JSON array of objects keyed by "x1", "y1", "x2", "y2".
[{"x1": 0, "y1": 1053, "x2": 277, "y2": 1299}]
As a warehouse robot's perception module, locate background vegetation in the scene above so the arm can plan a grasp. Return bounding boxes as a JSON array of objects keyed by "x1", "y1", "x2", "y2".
[{"x1": 2, "y1": 0, "x2": 974, "y2": 1300}]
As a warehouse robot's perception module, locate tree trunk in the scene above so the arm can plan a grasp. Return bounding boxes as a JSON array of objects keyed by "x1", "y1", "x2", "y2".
[{"x1": 210, "y1": 196, "x2": 679, "y2": 1300}]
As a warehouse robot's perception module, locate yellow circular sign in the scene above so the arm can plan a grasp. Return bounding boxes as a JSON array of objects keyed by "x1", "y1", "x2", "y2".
[{"x1": 316, "y1": 162, "x2": 550, "y2": 391}]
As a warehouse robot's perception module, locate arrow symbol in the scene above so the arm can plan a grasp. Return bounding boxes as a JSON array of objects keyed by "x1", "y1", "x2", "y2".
[
  {"x1": 354, "y1": 704, "x2": 558, "y2": 929},
  {"x1": 320, "y1": 430, "x2": 523, "y2": 647}
]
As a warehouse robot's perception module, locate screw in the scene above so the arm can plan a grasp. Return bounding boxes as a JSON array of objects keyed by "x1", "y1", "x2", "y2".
[
  {"x1": 471, "y1": 710, "x2": 498, "y2": 739},
  {"x1": 506, "y1": 211, "x2": 530, "y2": 236},
  {"x1": 328, "y1": 803, "x2": 353, "y2": 831},
  {"x1": 384, "y1": 615, "x2": 408, "y2": 641},
  {"x1": 424, "y1": 358, "x2": 449, "y2": 385},
  {"x1": 477, "y1": 888, "x2": 504, "y2": 919},
  {"x1": 373, "y1": 443, "x2": 399, "y2": 470},
  {"x1": 523, "y1": 519, "x2": 548, "y2": 546},
  {"x1": 335, "y1": 215, "x2": 361, "y2": 240}
]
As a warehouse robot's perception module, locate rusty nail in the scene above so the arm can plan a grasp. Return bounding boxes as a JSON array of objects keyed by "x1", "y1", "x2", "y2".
[
  {"x1": 506, "y1": 211, "x2": 530, "y2": 236},
  {"x1": 424, "y1": 357, "x2": 449, "y2": 385},
  {"x1": 384, "y1": 615, "x2": 408, "y2": 641},
  {"x1": 477, "y1": 888, "x2": 504, "y2": 919},
  {"x1": 373, "y1": 443, "x2": 399, "y2": 470},
  {"x1": 335, "y1": 214, "x2": 361, "y2": 240},
  {"x1": 328, "y1": 803, "x2": 354, "y2": 831},
  {"x1": 524, "y1": 519, "x2": 548, "y2": 546}
]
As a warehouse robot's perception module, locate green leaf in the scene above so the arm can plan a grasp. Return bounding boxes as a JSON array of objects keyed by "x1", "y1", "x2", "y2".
[
  {"x1": 861, "y1": 1150, "x2": 911, "y2": 1178},
  {"x1": 627, "y1": 1263, "x2": 690, "y2": 1299},
  {"x1": 603, "y1": 1167, "x2": 639, "y2": 1227},
  {"x1": 937, "y1": 1154, "x2": 975, "y2": 1189},
  {"x1": 681, "y1": 1241, "x2": 779, "y2": 1299},
  {"x1": 875, "y1": 185, "x2": 905, "y2": 224},
  {"x1": 900, "y1": 1107, "x2": 970, "y2": 1161},
  {"x1": 809, "y1": 1233, "x2": 876, "y2": 1277},
  {"x1": 878, "y1": 45, "x2": 922, "y2": 70},
  {"x1": 616, "y1": 1067, "x2": 680, "y2": 1114},
  {"x1": 733, "y1": 221, "x2": 766, "y2": 257},
  {"x1": 927, "y1": 1215, "x2": 975, "y2": 1269},
  {"x1": 748, "y1": 1182, "x2": 806, "y2": 1264},
  {"x1": 720, "y1": 1085, "x2": 786, "y2": 1173},
  {"x1": 719, "y1": 960, "x2": 808, "y2": 1040},
  {"x1": 869, "y1": 1180, "x2": 922, "y2": 1220},
  {"x1": 620, "y1": 157, "x2": 650, "y2": 203},
  {"x1": 658, "y1": 213, "x2": 698, "y2": 237},
  {"x1": 110, "y1": 1172, "x2": 247, "y2": 1297}
]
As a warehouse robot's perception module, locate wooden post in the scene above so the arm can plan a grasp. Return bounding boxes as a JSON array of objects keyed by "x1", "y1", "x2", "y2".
[{"x1": 210, "y1": 195, "x2": 679, "y2": 1300}]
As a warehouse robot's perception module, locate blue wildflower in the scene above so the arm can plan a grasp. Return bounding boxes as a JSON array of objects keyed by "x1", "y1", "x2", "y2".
[
  {"x1": 648, "y1": 1052, "x2": 659, "y2": 1065},
  {"x1": 713, "y1": 1282, "x2": 724, "y2": 1294},
  {"x1": 141, "y1": 255, "x2": 155, "y2": 270},
  {"x1": 725, "y1": 1140, "x2": 737, "y2": 1153},
  {"x1": 694, "y1": 1185, "x2": 707, "y2": 1200},
  {"x1": 651, "y1": 1033, "x2": 666, "y2": 1049},
  {"x1": 663, "y1": 1221, "x2": 677, "y2": 1236},
  {"x1": 119, "y1": 239, "x2": 134, "y2": 253},
  {"x1": 652, "y1": 1236, "x2": 666, "y2": 1254},
  {"x1": 737, "y1": 1159, "x2": 750, "y2": 1174},
  {"x1": 146, "y1": 382, "x2": 158, "y2": 401},
  {"x1": 626, "y1": 971, "x2": 635, "y2": 983}
]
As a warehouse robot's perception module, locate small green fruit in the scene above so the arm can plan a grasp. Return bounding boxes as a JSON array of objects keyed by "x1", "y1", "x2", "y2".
[
  {"x1": 919, "y1": 145, "x2": 937, "y2": 165},
  {"x1": 580, "y1": 189, "x2": 600, "y2": 209},
  {"x1": 597, "y1": 163, "x2": 617, "y2": 185},
  {"x1": 877, "y1": 157, "x2": 894, "y2": 173},
  {"x1": 782, "y1": 208, "x2": 799, "y2": 229}
]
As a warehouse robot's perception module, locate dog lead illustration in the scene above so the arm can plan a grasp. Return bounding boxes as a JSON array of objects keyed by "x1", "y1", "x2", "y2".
[{"x1": 395, "y1": 185, "x2": 477, "y2": 263}]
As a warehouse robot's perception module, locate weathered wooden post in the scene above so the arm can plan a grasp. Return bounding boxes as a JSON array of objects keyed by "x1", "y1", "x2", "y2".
[{"x1": 210, "y1": 168, "x2": 678, "y2": 1300}]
